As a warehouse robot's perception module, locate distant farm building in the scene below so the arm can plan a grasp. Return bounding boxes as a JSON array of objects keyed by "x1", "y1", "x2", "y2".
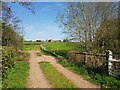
[
  {"x1": 36, "y1": 40, "x2": 42, "y2": 42},
  {"x1": 47, "y1": 39, "x2": 62, "y2": 42}
]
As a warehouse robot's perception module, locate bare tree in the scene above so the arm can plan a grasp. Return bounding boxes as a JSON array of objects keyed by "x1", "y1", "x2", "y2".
[{"x1": 57, "y1": 2, "x2": 118, "y2": 51}]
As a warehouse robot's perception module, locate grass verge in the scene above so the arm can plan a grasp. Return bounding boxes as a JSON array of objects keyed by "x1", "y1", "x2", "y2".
[
  {"x1": 2, "y1": 61, "x2": 29, "y2": 89},
  {"x1": 58, "y1": 59, "x2": 120, "y2": 88},
  {"x1": 39, "y1": 61, "x2": 77, "y2": 88}
]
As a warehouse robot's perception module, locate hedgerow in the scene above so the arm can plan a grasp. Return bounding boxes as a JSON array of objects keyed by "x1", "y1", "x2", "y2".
[{"x1": 2, "y1": 47, "x2": 18, "y2": 77}]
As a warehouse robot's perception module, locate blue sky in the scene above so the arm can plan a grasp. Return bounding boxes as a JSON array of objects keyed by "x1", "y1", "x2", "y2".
[{"x1": 9, "y1": 2, "x2": 67, "y2": 41}]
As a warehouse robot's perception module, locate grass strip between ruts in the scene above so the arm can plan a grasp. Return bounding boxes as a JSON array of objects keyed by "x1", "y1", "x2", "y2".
[{"x1": 39, "y1": 61, "x2": 77, "y2": 88}]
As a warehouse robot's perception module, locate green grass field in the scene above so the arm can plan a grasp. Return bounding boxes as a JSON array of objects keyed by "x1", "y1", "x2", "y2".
[
  {"x1": 39, "y1": 61, "x2": 77, "y2": 88},
  {"x1": 44, "y1": 42, "x2": 80, "y2": 51},
  {"x1": 22, "y1": 41, "x2": 43, "y2": 51},
  {"x1": 23, "y1": 41, "x2": 81, "y2": 58},
  {"x1": 41, "y1": 42, "x2": 81, "y2": 58},
  {"x1": 23, "y1": 41, "x2": 81, "y2": 51},
  {"x1": 2, "y1": 61, "x2": 29, "y2": 89}
]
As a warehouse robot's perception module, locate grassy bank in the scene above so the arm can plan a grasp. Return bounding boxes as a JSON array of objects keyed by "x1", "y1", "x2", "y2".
[
  {"x1": 2, "y1": 61, "x2": 29, "y2": 89},
  {"x1": 58, "y1": 59, "x2": 120, "y2": 88},
  {"x1": 39, "y1": 61, "x2": 77, "y2": 88}
]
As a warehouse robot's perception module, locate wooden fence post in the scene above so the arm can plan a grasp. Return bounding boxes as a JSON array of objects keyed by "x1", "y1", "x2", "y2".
[
  {"x1": 106, "y1": 50, "x2": 113, "y2": 75},
  {"x1": 106, "y1": 50, "x2": 120, "y2": 78},
  {"x1": 84, "y1": 52, "x2": 87, "y2": 65},
  {"x1": 108, "y1": 50, "x2": 113, "y2": 75},
  {"x1": 106, "y1": 50, "x2": 109, "y2": 75}
]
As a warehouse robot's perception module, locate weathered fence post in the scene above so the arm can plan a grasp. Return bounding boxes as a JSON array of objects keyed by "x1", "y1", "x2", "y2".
[
  {"x1": 106, "y1": 50, "x2": 120, "y2": 78},
  {"x1": 106, "y1": 50, "x2": 113, "y2": 75},
  {"x1": 108, "y1": 50, "x2": 113, "y2": 75},
  {"x1": 84, "y1": 52, "x2": 87, "y2": 65},
  {"x1": 106, "y1": 50, "x2": 109, "y2": 75}
]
